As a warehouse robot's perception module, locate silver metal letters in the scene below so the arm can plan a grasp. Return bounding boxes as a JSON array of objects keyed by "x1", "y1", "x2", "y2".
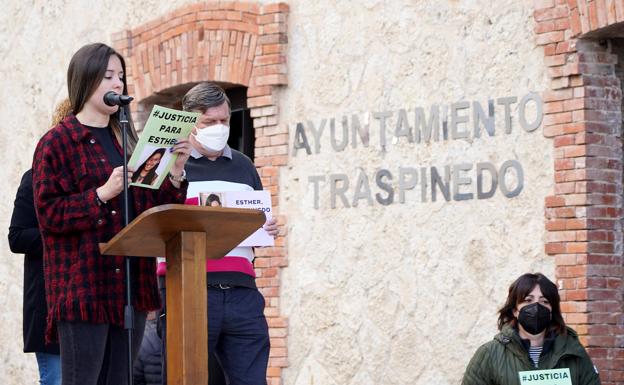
[{"x1": 294, "y1": 92, "x2": 541, "y2": 209}]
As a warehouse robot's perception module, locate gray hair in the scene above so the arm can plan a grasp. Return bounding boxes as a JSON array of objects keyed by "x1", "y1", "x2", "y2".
[{"x1": 182, "y1": 82, "x2": 231, "y2": 112}]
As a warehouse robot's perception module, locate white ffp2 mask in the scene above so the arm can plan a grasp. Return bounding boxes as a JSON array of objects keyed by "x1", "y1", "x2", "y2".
[{"x1": 193, "y1": 123, "x2": 230, "y2": 152}]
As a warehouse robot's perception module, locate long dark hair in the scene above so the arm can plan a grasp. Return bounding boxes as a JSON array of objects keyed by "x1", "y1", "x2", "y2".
[
  {"x1": 132, "y1": 148, "x2": 166, "y2": 184},
  {"x1": 205, "y1": 194, "x2": 222, "y2": 206},
  {"x1": 67, "y1": 43, "x2": 138, "y2": 154},
  {"x1": 497, "y1": 273, "x2": 567, "y2": 335}
]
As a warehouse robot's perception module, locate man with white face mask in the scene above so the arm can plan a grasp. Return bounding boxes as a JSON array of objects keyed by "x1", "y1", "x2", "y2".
[
  {"x1": 193, "y1": 121, "x2": 230, "y2": 154},
  {"x1": 157, "y1": 82, "x2": 278, "y2": 385}
]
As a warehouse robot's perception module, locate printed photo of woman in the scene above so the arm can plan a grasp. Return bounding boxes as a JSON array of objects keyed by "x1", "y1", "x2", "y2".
[
  {"x1": 205, "y1": 193, "x2": 222, "y2": 207},
  {"x1": 132, "y1": 148, "x2": 166, "y2": 186}
]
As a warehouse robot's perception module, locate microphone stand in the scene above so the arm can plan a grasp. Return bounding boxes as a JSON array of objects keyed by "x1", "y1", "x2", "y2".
[{"x1": 119, "y1": 105, "x2": 135, "y2": 385}]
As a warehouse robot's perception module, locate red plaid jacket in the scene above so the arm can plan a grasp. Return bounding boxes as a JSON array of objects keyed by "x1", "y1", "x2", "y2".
[{"x1": 33, "y1": 115, "x2": 187, "y2": 342}]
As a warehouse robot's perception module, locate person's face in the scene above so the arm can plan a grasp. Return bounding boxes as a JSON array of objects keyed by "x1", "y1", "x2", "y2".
[
  {"x1": 513, "y1": 285, "x2": 552, "y2": 319},
  {"x1": 195, "y1": 102, "x2": 230, "y2": 130},
  {"x1": 210, "y1": 200, "x2": 220, "y2": 207},
  {"x1": 189, "y1": 101, "x2": 230, "y2": 155},
  {"x1": 86, "y1": 54, "x2": 124, "y2": 116},
  {"x1": 144, "y1": 152, "x2": 162, "y2": 171}
]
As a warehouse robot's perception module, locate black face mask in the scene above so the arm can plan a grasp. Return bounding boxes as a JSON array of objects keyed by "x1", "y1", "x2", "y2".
[{"x1": 517, "y1": 302, "x2": 551, "y2": 335}]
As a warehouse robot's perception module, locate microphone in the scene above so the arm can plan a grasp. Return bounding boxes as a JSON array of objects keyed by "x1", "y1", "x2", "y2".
[{"x1": 104, "y1": 91, "x2": 134, "y2": 107}]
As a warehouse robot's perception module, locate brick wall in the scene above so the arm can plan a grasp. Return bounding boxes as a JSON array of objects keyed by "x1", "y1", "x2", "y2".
[
  {"x1": 534, "y1": 1, "x2": 624, "y2": 383},
  {"x1": 112, "y1": 2, "x2": 290, "y2": 384}
]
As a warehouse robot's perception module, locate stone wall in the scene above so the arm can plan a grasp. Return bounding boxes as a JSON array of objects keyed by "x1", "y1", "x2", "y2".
[
  {"x1": 0, "y1": 1, "x2": 266, "y2": 382},
  {"x1": 279, "y1": 1, "x2": 552, "y2": 384},
  {"x1": 7, "y1": 1, "x2": 617, "y2": 385}
]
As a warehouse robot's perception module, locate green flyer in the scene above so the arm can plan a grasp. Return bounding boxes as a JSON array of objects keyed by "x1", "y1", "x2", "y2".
[{"x1": 128, "y1": 105, "x2": 199, "y2": 189}]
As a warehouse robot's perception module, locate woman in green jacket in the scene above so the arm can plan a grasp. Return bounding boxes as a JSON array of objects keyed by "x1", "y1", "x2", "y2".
[{"x1": 462, "y1": 273, "x2": 600, "y2": 385}]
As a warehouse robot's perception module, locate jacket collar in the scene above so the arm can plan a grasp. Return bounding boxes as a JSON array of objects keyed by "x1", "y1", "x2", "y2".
[
  {"x1": 63, "y1": 115, "x2": 93, "y2": 143},
  {"x1": 495, "y1": 325, "x2": 533, "y2": 365},
  {"x1": 496, "y1": 324, "x2": 586, "y2": 368},
  {"x1": 518, "y1": 329, "x2": 557, "y2": 360}
]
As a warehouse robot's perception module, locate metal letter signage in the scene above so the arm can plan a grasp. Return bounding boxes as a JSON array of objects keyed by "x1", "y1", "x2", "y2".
[{"x1": 291, "y1": 92, "x2": 543, "y2": 209}]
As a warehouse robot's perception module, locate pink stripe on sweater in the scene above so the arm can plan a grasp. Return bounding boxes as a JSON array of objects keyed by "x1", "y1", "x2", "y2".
[
  {"x1": 207, "y1": 257, "x2": 256, "y2": 277},
  {"x1": 185, "y1": 197, "x2": 199, "y2": 205},
  {"x1": 157, "y1": 257, "x2": 255, "y2": 277},
  {"x1": 155, "y1": 197, "x2": 256, "y2": 278}
]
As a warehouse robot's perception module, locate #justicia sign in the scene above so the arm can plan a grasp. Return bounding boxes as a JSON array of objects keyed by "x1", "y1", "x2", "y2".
[{"x1": 291, "y1": 93, "x2": 544, "y2": 209}]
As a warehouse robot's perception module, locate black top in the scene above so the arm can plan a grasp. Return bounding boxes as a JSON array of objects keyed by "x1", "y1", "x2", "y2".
[
  {"x1": 8, "y1": 169, "x2": 59, "y2": 354},
  {"x1": 88, "y1": 125, "x2": 136, "y2": 222},
  {"x1": 185, "y1": 149, "x2": 262, "y2": 190}
]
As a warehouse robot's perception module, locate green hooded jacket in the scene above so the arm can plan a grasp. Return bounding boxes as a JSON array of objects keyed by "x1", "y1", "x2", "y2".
[{"x1": 462, "y1": 325, "x2": 601, "y2": 385}]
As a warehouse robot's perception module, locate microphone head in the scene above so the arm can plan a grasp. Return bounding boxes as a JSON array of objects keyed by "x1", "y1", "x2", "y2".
[
  {"x1": 120, "y1": 95, "x2": 134, "y2": 105},
  {"x1": 104, "y1": 91, "x2": 134, "y2": 106}
]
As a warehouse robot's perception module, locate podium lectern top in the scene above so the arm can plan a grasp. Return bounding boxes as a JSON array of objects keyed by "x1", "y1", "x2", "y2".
[{"x1": 99, "y1": 204, "x2": 265, "y2": 259}]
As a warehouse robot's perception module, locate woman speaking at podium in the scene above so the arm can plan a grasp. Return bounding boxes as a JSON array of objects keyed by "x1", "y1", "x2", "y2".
[{"x1": 32, "y1": 43, "x2": 191, "y2": 385}]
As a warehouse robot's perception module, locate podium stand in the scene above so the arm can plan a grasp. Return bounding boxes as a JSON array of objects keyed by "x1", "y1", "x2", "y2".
[{"x1": 100, "y1": 204, "x2": 265, "y2": 385}]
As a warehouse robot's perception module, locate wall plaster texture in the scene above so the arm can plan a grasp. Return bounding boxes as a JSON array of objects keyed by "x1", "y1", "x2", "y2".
[
  {"x1": 279, "y1": 1, "x2": 553, "y2": 384},
  {"x1": 0, "y1": 0, "x2": 274, "y2": 382},
  {"x1": 0, "y1": 0, "x2": 552, "y2": 384}
]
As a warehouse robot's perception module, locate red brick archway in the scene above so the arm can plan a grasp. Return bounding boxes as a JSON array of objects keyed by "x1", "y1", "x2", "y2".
[
  {"x1": 112, "y1": 2, "x2": 290, "y2": 384},
  {"x1": 535, "y1": 1, "x2": 624, "y2": 383}
]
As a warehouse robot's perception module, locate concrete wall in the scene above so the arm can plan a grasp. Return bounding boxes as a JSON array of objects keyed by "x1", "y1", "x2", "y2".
[
  {"x1": 0, "y1": 1, "x2": 255, "y2": 382},
  {"x1": 0, "y1": 1, "x2": 552, "y2": 384},
  {"x1": 278, "y1": 1, "x2": 552, "y2": 384}
]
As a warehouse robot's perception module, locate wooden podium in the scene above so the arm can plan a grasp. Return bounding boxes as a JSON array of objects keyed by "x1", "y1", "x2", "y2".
[{"x1": 99, "y1": 204, "x2": 265, "y2": 385}]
